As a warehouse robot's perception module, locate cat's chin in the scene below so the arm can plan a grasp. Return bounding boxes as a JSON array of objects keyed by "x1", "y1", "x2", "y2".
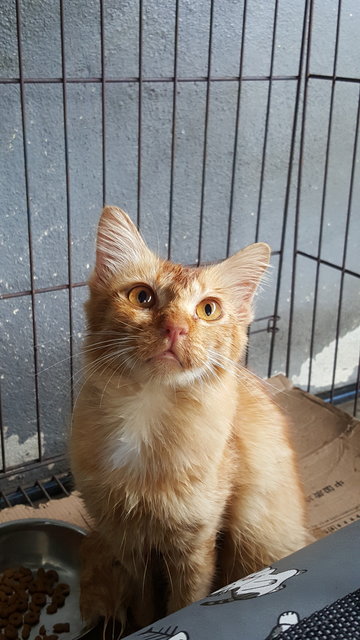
[
  {"x1": 140, "y1": 353, "x2": 207, "y2": 386},
  {"x1": 150, "y1": 364, "x2": 208, "y2": 387},
  {"x1": 150, "y1": 349, "x2": 182, "y2": 366}
]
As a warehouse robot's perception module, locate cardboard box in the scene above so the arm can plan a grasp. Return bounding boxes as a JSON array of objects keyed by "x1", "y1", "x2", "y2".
[
  {"x1": 268, "y1": 375, "x2": 360, "y2": 539},
  {"x1": 1, "y1": 375, "x2": 359, "y2": 539}
]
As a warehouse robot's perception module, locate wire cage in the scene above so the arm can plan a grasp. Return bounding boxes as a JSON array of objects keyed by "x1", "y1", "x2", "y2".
[{"x1": 0, "y1": 0, "x2": 359, "y2": 504}]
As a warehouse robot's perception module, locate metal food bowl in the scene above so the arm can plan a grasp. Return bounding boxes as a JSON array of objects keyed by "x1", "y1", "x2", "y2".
[{"x1": 0, "y1": 519, "x2": 92, "y2": 639}]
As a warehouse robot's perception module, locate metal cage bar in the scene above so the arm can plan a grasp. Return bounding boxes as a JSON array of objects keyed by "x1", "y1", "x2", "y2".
[
  {"x1": 355, "y1": 352, "x2": 360, "y2": 416},
  {"x1": 0, "y1": 382, "x2": 6, "y2": 474},
  {"x1": 137, "y1": 0, "x2": 143, "y2": 228},
  {"x1": 15, "y1": 0, "x2": 43, "y2": 463},
  {"x1": 306, "y1": 0, "x2": 343, "y2": 393},
  {"x1": 254, "y1": 0, "x2": 279, "y2": 244},
  {"x1": 197, "y1": 0, "x2": 215, "y2": 266},
  {"x1": 59, "y1": 0, "x2": 74, "y2": 410},
  {"x1": 268, "y1": 0, "x2": 310, "y2": 378},
  {"x1": 100, "y1": 0, "x2": 107, "y2": 206},
  {"x1": 0, "y1": 74, "x2": 303, "y2": 85},
  {"x1": 167, "y1": 0, "x2": 180, "y2": 261},
  {"x1": 226, "y1": 0, "x2": 247, "y2": 258}
]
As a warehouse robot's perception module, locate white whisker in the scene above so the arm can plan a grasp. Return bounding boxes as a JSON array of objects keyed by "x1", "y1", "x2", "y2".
[
  {"x1": 71, "y1": 351, "x2": 125, "y2": 417},
  {"x1": 99, "y1": 350, "x2": 136, "y2": 407},
  {"x1": 36, "y1": 337, "x2": 137, "y2": 376},
  {"x1": 207, "y1": 348, "x2": 293, "y2": 406}
]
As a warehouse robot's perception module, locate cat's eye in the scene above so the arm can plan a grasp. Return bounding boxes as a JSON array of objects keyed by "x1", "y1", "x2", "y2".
[
  {"x1": 196, "y1": 299, "x2": 222, "y2": 321},
  {"x1": 128, "y1": 285, "x2": 155, "y2": 309}
]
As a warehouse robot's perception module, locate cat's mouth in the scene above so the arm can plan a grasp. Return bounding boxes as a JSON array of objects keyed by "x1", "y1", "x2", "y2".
[{"x1": 150, "y1": 349, "x2": 183, "y2": 367}]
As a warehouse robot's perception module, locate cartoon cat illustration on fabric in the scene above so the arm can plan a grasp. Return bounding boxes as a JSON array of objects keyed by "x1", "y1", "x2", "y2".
[
  {"x1": 203, "y1": 567, "x2": 306, "y2": 605},
  {"x1": 266, "y1": 611, "x2": 300, "y2": 638},
  {"x1": 139, "y1": 627, "x2": 189, "y2": 640}
]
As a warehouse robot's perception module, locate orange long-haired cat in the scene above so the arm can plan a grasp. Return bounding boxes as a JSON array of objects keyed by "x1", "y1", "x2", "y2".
[{"x1": 70, "y1": 206, "x2": 309, "y2": 632}]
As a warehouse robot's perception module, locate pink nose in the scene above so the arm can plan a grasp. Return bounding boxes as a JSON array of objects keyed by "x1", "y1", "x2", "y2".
[{"x1": 164, "y1": 322, "x2": 189, "y2": 343}]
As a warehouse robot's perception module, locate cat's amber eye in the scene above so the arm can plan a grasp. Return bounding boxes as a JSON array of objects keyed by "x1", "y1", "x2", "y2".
[
  {"x1": 196, "y1": 299, "x2": 222, "y2": 321},
  {"x1": 128, "y1": 285, "x2": 155, "y2": 309}
]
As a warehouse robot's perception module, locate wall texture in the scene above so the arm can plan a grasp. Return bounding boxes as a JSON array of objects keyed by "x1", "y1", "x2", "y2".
[{"x1": 0, "y1": 0, "x2": 359, "y2": 487}]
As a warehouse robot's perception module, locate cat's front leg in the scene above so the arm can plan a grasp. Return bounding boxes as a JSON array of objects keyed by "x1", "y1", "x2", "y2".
[
  {"x1": 218, "y1": 487, "x2": 311, "y2": 586},
  {"x1": 126, "y1": 554, "x2": 158, "y2": 631},
  {"x1": 79, "y1": 531, "x2": 132, "y2": 630},
  {"x1": 166, "y1": 536, "x2": 216, "y2": 614}
]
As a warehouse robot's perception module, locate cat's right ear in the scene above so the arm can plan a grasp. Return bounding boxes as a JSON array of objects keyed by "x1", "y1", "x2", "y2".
[{"x1": 93, "y1": 206, "x2": 150, "y2": 283}]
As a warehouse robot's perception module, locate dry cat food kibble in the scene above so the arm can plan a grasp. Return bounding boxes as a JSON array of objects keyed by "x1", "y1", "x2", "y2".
[
  {"x1": 4, "y1": 625, "x2": 18, "y2": 639},
  {"x1": 21, "y1": 625, "x2": 30, "y2": 640},
  {"x1": 0, "y1": 567, "x2": 70, "y2": 639},
  {"x1": 52, "y1": 625, "x2": 69, "y2": 634}
]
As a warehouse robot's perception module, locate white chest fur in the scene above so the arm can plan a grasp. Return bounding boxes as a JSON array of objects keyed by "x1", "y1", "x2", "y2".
[{"x1": 103, "y1": 382, "x2": 173, "y2": 471}]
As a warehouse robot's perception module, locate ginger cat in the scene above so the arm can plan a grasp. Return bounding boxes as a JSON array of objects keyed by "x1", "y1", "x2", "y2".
[{"x1": 70, "y1": 206, "x2": 309, "y2": 632}]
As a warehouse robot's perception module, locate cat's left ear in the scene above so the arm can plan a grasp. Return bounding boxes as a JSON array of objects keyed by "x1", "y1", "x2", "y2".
[{"x1": 212, "y1": 243, "x2": 271, "y2": 323}]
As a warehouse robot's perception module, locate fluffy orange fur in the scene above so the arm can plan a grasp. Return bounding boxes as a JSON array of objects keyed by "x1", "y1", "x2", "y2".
[{"x1": 70, "y1": 206, "x2": 310, "y2": 632}]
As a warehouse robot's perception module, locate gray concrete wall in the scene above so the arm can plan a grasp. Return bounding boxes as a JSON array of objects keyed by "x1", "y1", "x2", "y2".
[{"x1": 0, "y1": 0, "x2": 359, "y2": 484}]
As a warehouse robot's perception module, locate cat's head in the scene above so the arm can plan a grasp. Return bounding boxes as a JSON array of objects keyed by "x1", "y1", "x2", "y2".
[{"x1": 85, "y1": 206, "x2": 270, "y2": 387}]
